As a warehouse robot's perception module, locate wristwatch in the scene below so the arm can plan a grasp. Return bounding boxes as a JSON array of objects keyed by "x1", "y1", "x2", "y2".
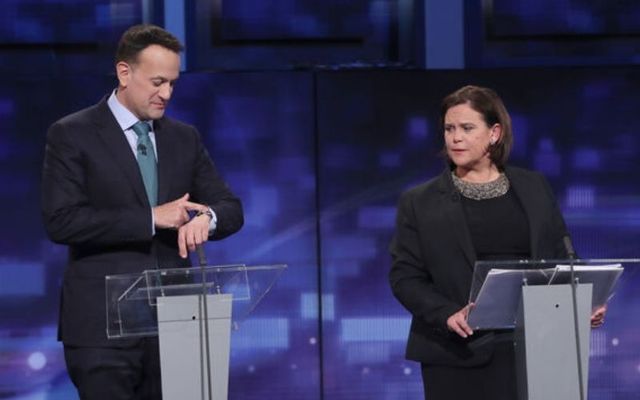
[{"x1": 196, "y1": 208, "x2": 213, "y2": 220}]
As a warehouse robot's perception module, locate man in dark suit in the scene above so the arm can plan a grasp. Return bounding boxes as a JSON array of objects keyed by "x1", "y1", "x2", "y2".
[{"x1": 41, "y1": 24, "x2": 243, "y2": 399}]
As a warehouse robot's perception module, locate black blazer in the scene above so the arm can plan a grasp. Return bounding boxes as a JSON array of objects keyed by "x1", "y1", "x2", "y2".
[
  {"x1": 389, "y1": 166, "x2": 569, "y2": 366},
  {"x1": 42, "y1": 97, "x2": 243, "y2": 347}
]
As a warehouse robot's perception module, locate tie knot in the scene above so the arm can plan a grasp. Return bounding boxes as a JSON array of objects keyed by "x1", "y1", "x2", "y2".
[{"x1": 132, "y1": 121, "x2": 150, "y2": 138}]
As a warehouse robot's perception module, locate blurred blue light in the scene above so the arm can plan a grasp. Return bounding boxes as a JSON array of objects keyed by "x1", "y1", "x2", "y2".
[
  {"x1": 340, "y1": 318, "x2": 410, "y2": 342},
  {"x1": 324, "y1": 236, "x2": 377, "y2": 259},
  {"x1": 0, "y1": 261, "x2": 45, "y2": 296},
  {"x1": 572, "y1": 148, "x2": 601, "y2": 170},
  {"x1": 566, "y1": 185, "x2": 595, "y2": 209},
  {"x1": 28, "y1": 351, "x2": 47, "y2": 371},
  {"x1": 232, "y1": 318, "x2": 289, "y2": 349},
  {"x1": 357, "y1": 206, "x2": 395, "y2": 229},
  {"x1": 345, "y1": 342, "x2": 391, "y2": 363},
  {"x1": 534, "y1": 138, "x2": 562, "y2": 176},
  {"x1": 407, "y1": 116, "x2": 428, "y2": 141},
  {"x1": 301, "y1": 293, "x2": 335, "y2": 320},
  {"x1": 379, "y1": 152, "x2": 401, "y2": 168}
]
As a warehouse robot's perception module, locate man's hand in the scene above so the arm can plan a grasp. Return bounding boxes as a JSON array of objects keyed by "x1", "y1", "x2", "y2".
[
  {"x1": 153, "y1": 193, "x2": 207, "y2": 229},
  {"x1": 591, "y1": 305, "x2": 607, "y2": 328},
  {"x1": 178, "y1": 212, "x2": 212, "y2": 258},
  {"x1": 447, "y1": 303, "x2": 474, "y2": 338}
]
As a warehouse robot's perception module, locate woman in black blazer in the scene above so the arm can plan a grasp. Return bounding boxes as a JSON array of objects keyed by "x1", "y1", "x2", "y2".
[{"x1": 389, "y1": 85, "x2": 605, "y2": 399}]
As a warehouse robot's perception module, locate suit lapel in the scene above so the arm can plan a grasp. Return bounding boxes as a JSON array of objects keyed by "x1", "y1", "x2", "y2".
[
  {"x1": 153, "y1": 118, "x2": 173, "y2": 205},
  {"x1": 437, "y1": 172, "x2": 477, "y2": 269},
  {"x1": 92, "y1": 100, "x2": 149, "y2": 206}
]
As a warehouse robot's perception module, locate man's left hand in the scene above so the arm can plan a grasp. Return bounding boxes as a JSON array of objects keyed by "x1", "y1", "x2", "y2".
[{"x1": 177, "y1": 212, "x2": 212, "y2": 258}]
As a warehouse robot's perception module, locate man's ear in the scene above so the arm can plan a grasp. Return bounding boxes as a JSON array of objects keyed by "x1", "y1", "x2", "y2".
[{"x1": 116, "y1": 61, "x2": 132, "y2": 88}]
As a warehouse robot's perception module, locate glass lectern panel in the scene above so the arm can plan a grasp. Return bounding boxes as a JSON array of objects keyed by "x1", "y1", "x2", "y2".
[
  {"x1": 466, "y1": 259, "x2": 634, "y2": 330},
  {"x1": 105, "y1": 264, "x2": 287, "y2": 339}
]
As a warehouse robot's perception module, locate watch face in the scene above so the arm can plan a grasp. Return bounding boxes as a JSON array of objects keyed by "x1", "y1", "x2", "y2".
[{"x1": 198, "y1": 209, "x2": 213, "y2": 219}]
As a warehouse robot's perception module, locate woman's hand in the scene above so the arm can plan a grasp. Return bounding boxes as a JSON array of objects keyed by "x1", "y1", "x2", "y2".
[
  {"x1": 447, "y1": 303, "x2": 475, "y2": 338},
  {"x1": 590, "y1": 305, "x2": 607, "y2": 328}
]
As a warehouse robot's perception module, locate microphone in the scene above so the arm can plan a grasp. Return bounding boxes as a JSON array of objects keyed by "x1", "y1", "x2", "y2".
[
  {"x1": 195, "y1": 243, "x2": 214, "y2": 400},
  {"x1": 137, "y1": 143, "x2": 147, "y2": 156},
  {"x1": 563, "y1": 235, "x2": 576, "y2": 259},
  {"x1": 563, "y1": 234, "x2": 585, "y2": 400},
  {"x1": 196, "y1": 244, "x2": 207, "y2": 268}
]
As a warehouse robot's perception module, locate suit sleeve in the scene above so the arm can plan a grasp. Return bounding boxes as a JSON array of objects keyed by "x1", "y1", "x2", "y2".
[
  {"x1": 41, "y1": 121, "x2": 153, "y2": 246},
  {"x1": 389, "y1": 191, "x2": 462, "y2": 330},
  {"x1": 187, "y1": 127, "x2": 243, "y2": 240}
]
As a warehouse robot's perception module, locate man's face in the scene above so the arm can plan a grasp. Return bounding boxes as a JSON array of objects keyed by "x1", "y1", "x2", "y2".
[{"x1": 116, "y1": 44, "x2": 180, "y2": 121}]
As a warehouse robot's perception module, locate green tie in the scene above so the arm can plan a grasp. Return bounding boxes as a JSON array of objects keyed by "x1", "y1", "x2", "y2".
[{"x1": 132, "y1": 121, "x2": 158, "y2": 207}]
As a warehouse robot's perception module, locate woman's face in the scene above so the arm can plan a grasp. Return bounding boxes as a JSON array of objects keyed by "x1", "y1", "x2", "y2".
[{"x1": 444, "y1": 102, "x2": 500, "y2": 173}]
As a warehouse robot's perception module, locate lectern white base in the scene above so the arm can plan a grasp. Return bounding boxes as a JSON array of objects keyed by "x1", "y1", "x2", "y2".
[
  {"x1": 157, "y1": 294, "x2": 232, "y2": 400},
  {"x1": 515, "y1": 284, "x2": 592, "y2": 400}
]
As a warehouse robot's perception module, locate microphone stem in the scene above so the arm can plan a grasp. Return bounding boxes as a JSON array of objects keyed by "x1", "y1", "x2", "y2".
[{"x1": 568, "y1": 251, "x2": 585, "y2": 400}]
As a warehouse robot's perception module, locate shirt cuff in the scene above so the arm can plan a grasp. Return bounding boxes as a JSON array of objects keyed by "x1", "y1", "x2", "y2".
[
  {"x1": 151, "y1": 209, "x2": 156, "y2": 236},
  {"x1": 208, "y1": 207, "x2": 217, "y2": 233}
]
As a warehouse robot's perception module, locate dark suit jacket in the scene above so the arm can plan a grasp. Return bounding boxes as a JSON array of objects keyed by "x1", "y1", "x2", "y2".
[
  {"x1": 42, "y1": 97, "x2": 243, "y2": 347},
  {"x1": 389, "y1": 166, "x2": 569, "y2": 367}
]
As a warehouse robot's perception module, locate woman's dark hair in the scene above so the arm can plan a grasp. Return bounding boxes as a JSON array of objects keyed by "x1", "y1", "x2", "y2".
[
  {"x1": 115, "y1": 24, "x2": 183, "y2": 65},
  {"x1": 440, "y1": 85, "x2": 513, "y2": 168}
]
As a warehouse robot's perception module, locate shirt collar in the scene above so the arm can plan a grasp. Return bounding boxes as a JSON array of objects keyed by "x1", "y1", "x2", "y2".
[{"x1": 107, "y1": 89, "x2": 154, "y2": 131}]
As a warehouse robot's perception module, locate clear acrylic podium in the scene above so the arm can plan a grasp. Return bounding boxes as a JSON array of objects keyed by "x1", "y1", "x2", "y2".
[
  {"x1": 466, "y1": 259, "x2": 636, "y2": 400},
  {"x1": 105, "y1": 264, "x2": 287, "y2": 400}
]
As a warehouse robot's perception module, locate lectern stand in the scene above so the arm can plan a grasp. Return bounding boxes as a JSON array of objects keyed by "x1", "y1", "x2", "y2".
[
  {"x1": 515, "y1": 283, "x2": 592, "y2": 399},
  {"x1": 467, "y1": 259, "x2": 629, "y2": 400},
  {"x1": 105, "y1": 264, "x2": 286, "y2": 400}
]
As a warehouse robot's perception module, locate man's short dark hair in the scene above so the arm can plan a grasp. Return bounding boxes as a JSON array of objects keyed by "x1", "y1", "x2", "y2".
[{"x1": 115, "y1": 24, "x2": 183, "y2": 65}]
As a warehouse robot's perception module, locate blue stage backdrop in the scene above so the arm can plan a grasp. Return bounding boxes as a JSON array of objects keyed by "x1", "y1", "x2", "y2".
[
  {"x1": 315, "y1": 68, "x2": 640, "y2": 399},
  {"x1": 0, "y1": 67, "x2": 639, "y2": 399}
]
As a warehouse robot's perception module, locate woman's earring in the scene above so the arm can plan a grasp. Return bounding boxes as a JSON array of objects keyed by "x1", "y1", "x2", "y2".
[{"x1": 490, "y1": 138, "x2": 496, "y2": 145}]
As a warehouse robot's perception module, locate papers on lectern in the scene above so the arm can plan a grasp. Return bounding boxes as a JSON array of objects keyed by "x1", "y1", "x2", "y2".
[{"x1": 466, "y1": 264, "x2": 623, "y2": 330}]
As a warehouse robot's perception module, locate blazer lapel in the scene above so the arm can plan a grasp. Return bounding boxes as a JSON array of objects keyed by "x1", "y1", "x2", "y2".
[
  {"x1": 437, "y1": 172, "x2": 477, "y2": 269},
  {"x1": 93, "y1": 100, "x2": 149, "y2": 206},
  {"x1": 506, "y1": 167, "x2": 543, "y2": 257}
]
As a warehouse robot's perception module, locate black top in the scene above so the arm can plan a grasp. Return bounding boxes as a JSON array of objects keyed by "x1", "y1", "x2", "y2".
[{"x1": 461, "y1": 188, "x2": 531, "y2": 261}]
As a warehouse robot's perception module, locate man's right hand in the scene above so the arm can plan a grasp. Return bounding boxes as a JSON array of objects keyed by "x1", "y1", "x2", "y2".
[{"x1": 153, "y1": 193, "x2": 207, "y2": 229}]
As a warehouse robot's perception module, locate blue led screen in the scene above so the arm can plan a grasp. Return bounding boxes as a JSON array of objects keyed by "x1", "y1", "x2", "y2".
[
  {"x1": 0, "y1": 0, "x2": 141, "y2": 44},
  {"x1": 2, "y1": 67, "x2": 639, "y2": 399},
  {"x1": 189, "y1": 0, "x2": 401, "y2": 71},
  {"x1": 490, "y1": 0, "x2": 640, "y2": 37},
  {"x1": 469, "y1": 0, "x2": 640, "y2": 67},
  {"x1": 219, "y1": 1, "x2": 369, "y2": 40}
]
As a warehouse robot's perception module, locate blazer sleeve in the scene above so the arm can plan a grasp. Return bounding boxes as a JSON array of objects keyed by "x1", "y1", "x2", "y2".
[
  {"x1": 389, "y1": 190, "x2": 462, "y2": 330},
  {"x1": 187, "y1": 126, "x2": 243, "y2": 240},
  {"x1": 41, "y1": 121, "x2": 153, "y2": 246}
]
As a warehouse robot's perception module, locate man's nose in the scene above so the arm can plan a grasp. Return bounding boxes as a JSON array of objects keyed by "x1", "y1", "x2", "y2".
[{"x1": 159, "y1": 84, "x2": 172, "y2": 100}]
